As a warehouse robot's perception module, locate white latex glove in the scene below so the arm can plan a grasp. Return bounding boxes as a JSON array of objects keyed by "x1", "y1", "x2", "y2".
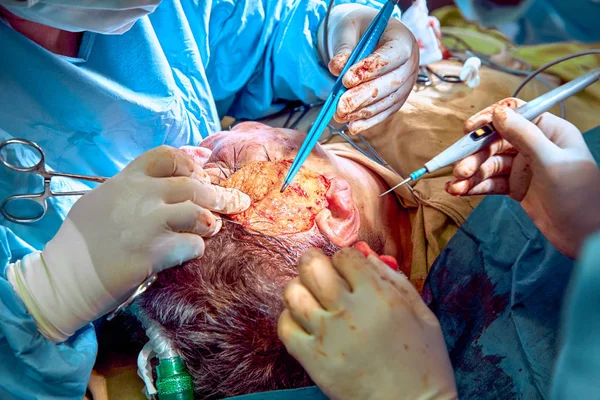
[
  {"x1": 7, "y1": 146, "x2": 250, "y2": 342},
  {"x1": 446, "y1": 98, "x2": 600, "y2": 258},
  {"x1": 278, "y1": 247, "x2": 458, "y2": 400},
  {"x1": 319, "y1": 4, "x2": 419, "y2": 134}
]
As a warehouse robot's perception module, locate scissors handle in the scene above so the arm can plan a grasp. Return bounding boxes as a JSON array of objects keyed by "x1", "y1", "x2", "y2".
[
  {"x1": 1, "y1": 175, "x2": 94, "y2": 224},
  {"x1": 1, "y1": 190, "x2": 49, "y2": 224},
  {"x1": 0, "y1": 138, "x2": 108, "y2": 183}
]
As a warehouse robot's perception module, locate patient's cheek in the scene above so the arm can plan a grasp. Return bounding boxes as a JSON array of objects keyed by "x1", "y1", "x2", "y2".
[{"x1": 220, "y1": 161, "x2": 330, "y2": 235}]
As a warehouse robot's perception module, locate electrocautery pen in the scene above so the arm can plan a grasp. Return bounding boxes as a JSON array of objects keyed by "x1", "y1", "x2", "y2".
[{"x1": 380, "y1": 68, "x2": 600, "y2": 197}]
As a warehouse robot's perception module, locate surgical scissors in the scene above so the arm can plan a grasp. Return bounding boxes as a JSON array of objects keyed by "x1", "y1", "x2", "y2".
[{"x1": 0, "y1": 138, "x2": 108, "y2": 224}]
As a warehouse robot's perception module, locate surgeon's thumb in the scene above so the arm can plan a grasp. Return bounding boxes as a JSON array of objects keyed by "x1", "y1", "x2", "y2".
[
  {"x1": 326, "y1": 16, "x2": 360, "y2": 76},
  {"x1": 492, "y1": 106, "x2": 558, "y2": 164}
]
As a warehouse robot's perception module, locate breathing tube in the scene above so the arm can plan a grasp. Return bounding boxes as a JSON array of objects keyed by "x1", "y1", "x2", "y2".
[{"x1": 136, "y1": 311, "x2": 195, "y2": 400}]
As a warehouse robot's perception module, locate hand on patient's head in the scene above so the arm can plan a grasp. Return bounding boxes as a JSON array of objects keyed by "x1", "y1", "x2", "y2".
[
  {"x1": 181, "y1": 123, "x2": 362, "y2": 247},
  {"x1": 278, "y1": 246, "x2": 457, "y2": 400},
  {"x1": 133, "y1": 124, "x2": 396, "y2": 397}
]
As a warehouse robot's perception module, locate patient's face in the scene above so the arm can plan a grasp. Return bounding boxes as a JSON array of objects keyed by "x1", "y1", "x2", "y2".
[{"x1": 186, "y1": 122, "x2": 365, "y2": 247}]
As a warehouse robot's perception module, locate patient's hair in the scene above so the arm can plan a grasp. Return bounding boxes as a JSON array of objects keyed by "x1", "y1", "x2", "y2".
[{"x1": 135, "y1": 222, "x2": 348, "y2": 399}]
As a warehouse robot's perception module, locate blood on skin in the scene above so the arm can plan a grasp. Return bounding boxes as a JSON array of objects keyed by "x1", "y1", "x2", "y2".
[
  {"x1": 220, "y1": 160, "x2": 330, "y2": 235},
  {"x1": 354, "y1": 241, "x2": 399, "y2": 271}
]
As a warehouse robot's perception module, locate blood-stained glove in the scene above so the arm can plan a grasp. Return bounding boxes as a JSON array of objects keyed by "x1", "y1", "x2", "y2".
[
  {"x1": 278, "y1": 246, "x2": 458, "y2": 400},
  {"x1": 446, "y1": 98, "x2": 600, "y2": 258},
  {"x1": 319, "y1": 4, "x2": 419, "y2": 134}
]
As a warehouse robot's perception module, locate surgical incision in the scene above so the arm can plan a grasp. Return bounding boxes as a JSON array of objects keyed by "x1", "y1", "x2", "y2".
[{"x1": 220, "y1": 161, "x2": 330, "y2": 235}]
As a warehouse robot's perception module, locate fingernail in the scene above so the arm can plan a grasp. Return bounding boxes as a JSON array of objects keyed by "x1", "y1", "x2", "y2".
[
  {"x1": 240, "y1": 193, "x2": 251, "y2": 209},
  {"x1": 445, "y1": 181, "x2": 461, "y2": 196},
  {"x1": 345, "y1": 73, "x2": 359, "y2": 87},
  {"x1": 349, "y1": 122, "x2": 365, "y2": 135},
  {"x1": 211, "y1": 216, "x2": 223, "y2": 236}
]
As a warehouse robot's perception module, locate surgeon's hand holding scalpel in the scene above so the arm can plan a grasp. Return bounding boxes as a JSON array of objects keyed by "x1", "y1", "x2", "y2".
[
  {"x1": 446, "y1": 98, "x2": 600, "y2": 258},
  {"x1": 320, "y1": 4, "x2": 419, "y2": 135},
  {"x1": 6, "y1": 147, "x2": 250, "y2": 343}
]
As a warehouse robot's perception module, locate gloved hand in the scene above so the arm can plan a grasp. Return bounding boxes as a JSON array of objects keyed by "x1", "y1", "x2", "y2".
[
  {"x1": 7, "y1": 146, "x2": 250, "y2": 342},
  {"x1": 278, "y1": 246, "x2": 458, "y2": 400},
  {"x1": 446, "y1": 98, "x2": 600, "y2": 258},
  {"x1": 319, "y1": 4, "x2": 419, "y2": 134}
]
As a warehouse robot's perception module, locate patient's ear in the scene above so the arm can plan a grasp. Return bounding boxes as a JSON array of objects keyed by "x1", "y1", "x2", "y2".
[
  {"x1": 316, "y1": 177, "x2": 360, "y2": 247},
  {"x1": 179, "y1": 145, "x2": 213, "y2": 167}
]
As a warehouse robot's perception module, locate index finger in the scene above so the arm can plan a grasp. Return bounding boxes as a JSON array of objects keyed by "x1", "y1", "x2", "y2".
[
  {"x1": 199, "y1": 184, "x2": 251, "y2": 215},
  {"x1": 464, "y1": 98, "x2": 526, "y2": 133},
  {"x1": 163, "y1": 177, "x2": 251, "y2": 215},
  {"x1": 141, "y1": 146, "x2": 197, "y2": 178}
]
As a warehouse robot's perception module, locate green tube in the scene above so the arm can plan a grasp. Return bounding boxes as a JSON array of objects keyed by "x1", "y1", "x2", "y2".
[{"x1": 156, "y1": 356, "x2": 194, "y2": 400}]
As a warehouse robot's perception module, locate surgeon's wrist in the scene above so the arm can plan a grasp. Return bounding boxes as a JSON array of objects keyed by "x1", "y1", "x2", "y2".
[{"x1": 6, "y1": 252, "x2": 71, "y2": 342}]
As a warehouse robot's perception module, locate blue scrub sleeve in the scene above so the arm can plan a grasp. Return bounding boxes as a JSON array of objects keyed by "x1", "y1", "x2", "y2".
[
  {"x1": 0, "y1": 227, "x2": 97, "y2": 400},
  {"x1": 551, "y1": 231, "x2": 600, "y2": 399},
  {"x1": 205, "y1": 0, "x2": 400, "y2": 120}
]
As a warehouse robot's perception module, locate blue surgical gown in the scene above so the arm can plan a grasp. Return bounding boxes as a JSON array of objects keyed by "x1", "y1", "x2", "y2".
[
  {"x1": 423, "y1": 125, "x2": 600, "y2": 400},
  {"x1": 455, "y1": 0, "x2": 600, "y2": 44},
  {"x1": 0, "y1": 0, "x2": 392, "y2": 398}
]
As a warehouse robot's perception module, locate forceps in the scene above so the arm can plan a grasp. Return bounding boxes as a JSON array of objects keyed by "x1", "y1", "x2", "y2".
[
  {"x1": 280, "y1": 0, "x2": 400, "y2": 192},
  {"x1": 0, "y1": 138, "x2": 108, "y2": 224},
  {"x1": 317, "y1": 123, "x2": 397, "y2": 174}
]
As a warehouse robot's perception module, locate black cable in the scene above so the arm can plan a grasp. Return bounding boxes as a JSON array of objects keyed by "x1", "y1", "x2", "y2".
[
  {"x1": 323, "y1": 0, "x2": 336, "y2": 65},
  {"x1": 513, "y1": 49, "x2": 600, "y2": 97}
]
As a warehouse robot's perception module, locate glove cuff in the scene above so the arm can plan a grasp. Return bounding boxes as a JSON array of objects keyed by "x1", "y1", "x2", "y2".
[
  {"x1": 7, "y1": 252, "x2": 71, "y2": 342},
  {"x1": 7, "y1": 218, "x2": 118, "y2": 343}
]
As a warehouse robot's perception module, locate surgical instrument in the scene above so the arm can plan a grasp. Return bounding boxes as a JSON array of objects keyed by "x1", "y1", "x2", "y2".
[
  {"x1": 381, "y1": 67, "x2": 600, "y2": 196},
  {"x1": 0, "y1": 138, "x2": 108, "y2": 223},
  {"x1": 281, "y1": 0, "x2": 400, "y2": 192},
  {"x1": 316, "y1": 123, "x2": 396, "y2": 172},
  {"x1": 417, "y1": 65, "x2": 462, "y2": 85}
]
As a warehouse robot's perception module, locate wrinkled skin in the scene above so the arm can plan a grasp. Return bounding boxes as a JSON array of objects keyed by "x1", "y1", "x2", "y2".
[{"x1": 181, "y1": 122, "x2": 410, "y2": 261}]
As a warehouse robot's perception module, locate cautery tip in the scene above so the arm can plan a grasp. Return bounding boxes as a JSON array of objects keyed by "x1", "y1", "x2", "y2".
[
  {"x1": 379, "y1": 177, "x2": 412, "y2": 197},
  {"x1": 280, "y1": 182, "x2": 289, "y2": 193}
]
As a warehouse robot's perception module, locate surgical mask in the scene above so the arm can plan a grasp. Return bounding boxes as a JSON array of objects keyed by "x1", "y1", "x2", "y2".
[{"x1": 0, "y1": 0, "x2": 162, "y2": 34}]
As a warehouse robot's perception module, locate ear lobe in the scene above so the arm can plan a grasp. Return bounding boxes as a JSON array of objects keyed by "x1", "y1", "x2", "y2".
[
  {"x1": 316, "y1": 177, "x2": 360, "y2": 247},
  {"x1": 179, "y1": 145, "x2": 213, "y2": 167}
]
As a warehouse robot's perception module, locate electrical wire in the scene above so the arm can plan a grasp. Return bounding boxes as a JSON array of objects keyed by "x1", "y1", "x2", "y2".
[
  {"x1": 323, "y1": 0, "x2": 336, "y2": 65},
  {"x1": 464, "y1": 49, "x2": 567, "y2": 118},
  {"x1": 513, "y1": 49, "x2": 600, "y2": 97},
  {"x1": 321, "y1": 7, "x2": 598, "y2": 124}
]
